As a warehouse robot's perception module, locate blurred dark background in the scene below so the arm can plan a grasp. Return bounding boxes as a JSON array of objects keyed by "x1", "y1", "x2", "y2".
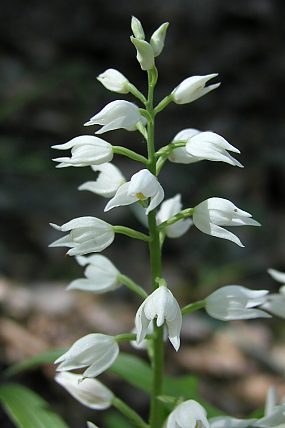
[{"x1": 1, "y1": 0, "x2": 285, "y2": 426}]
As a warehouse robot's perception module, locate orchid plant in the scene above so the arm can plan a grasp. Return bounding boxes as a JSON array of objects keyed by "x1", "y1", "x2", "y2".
[{"x1": 49, "y1": 17, "x2": 285, "y2": 428}]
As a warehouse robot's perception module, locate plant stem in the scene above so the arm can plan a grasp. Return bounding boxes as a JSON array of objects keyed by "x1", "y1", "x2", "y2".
[
  {"x1": 118, "y1": 274, "x2": 148, "y2": 299},
  {"x1": 146, "y1": 67, "x2": 164, "y2": 428},
  {"x1": 113, "y1": 146, "x2": 148, "y2": 164},
  {"x1": 181, "y1": 300, "x2": 206, "y2": 315},
  {"x1": 113, "y1": 226, "x2": 150, "y2": 242},
  {"x1": 112, "y1": 397, "x2": 149, "y2": 428}
]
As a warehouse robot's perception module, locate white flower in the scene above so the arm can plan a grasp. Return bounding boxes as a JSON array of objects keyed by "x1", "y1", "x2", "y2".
[
  {"x1": 49, "y1": 217, "x2": 115, "y2": 256},
  {"x1": 205, "y1": 285, "x2": 271, "y2": 321},
  {"x1": 97, "y1": 69, "x2": 130, "y2": 94},
  {"x1": 185, "y1": 132, "x2": 243, "y2": 167},
  {"x1": 260, "y1": 293, "x2": 285, "y2": 319},
  {"x1": 172, "y1": 74, "x2": 220, "y2": 104},
  {"x1": 131, "y1": 36, "x2": 155, "y2": 71},
  {"x1": 135, "y1": 286, "x2": 182, "y2": 351},
  {"x1": 67, "y1": 254, "x2": 121, "y2": 293},
  {"x1": 55, "y1": 333, "x2": 119, "y2": 378},
  {"x1": 79, "y1": 163, "x2": 125, "y2": 198},
  {"x1": 169, "y1": 128, "x2": 201, "y2": 164},
  {"x1": 210, "y1": 416, "x2": 256, "y2": 428},
  {"x1": 55, "y1": 372, "x2": 113, "y2": 410},
  {"x1": 105, "y1": 169, "x2": 164, "y2": 215},
  {"x1": 193, "y1": 197, "x2": 261, "y2": 247},
  {"x1": 52, "y1": 136, "x2": 113, "y2": 168},
  {"x1": 150, "y1": 22, "x2": 169, "y2": 57},
  {"x1": 156, "y1": 194, "x2": 192, "y2": 238},
  {"x1": 254, "y1": 386, "x2": 285, "y2": 427},
  {"x1": 84, "y1": 100, "x2": 145, "y2": 134},
  {"x1": 164, "y1": 400, "x2": 210, "y2": 428},
  {"x1": 87, "y1": 423, "x2": 99, "y2": 428},
  {"x1": 267, "y1": 268, "x2": 285, "y2": 285}
]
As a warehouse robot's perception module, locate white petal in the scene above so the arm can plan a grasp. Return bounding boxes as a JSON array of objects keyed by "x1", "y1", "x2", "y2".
[
  {"x1": 55, "y1": 372, "x2": 113, "y2": 409},
  {"x1": 128, "y1": 169, "x2": 159, "y2": 198},
  {"x1": 173, "y1": 128, "x2": 201, "y2": 142},
  {"x1": 97, "y1": 68, "x2": 129, "y2": 94},
  {"x1": 104, "y1": 182, "x2": 137, "y2": 211},
  {"x1": 210, "y1": 416, "x2": 256, "y2": 428},
  {"x1": 267, "y1": 268, "x2": 285, "y2": 284},
  {"x1": 146, "y1": 182, "x2": 164, "y2": 214}
]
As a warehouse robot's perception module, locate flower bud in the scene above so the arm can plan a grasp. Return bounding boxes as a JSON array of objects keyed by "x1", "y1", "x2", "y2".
[
  {"x1": 97, "y1": 69, "x2": 130, "y2": 94},
  {"x1": 172, "y1": 74, "x2": 220, "y2": 104},
  {"x1": 130, "y1": 36, "x2": 155, "y2": 71},
  {"x1": 150, "y1": 22, "x2": 169, "y2": 57},
  {"x1": 165, "y1": 399, "x2": 210, "y2": 428},
  {"x1": 131, "y1": 16, "x2": 145, "y2": 40}
]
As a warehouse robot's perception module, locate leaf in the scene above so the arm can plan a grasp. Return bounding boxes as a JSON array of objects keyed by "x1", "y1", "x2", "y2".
[
  {"x1": 0, "y1": 383, "x2": 70, "y2": 428},
  {"x1": 109, "y1": 353, "x2": 152, "y2": 393},
  {"x1": 4, "y1": 349, "x2": 66, "y2": 377}
]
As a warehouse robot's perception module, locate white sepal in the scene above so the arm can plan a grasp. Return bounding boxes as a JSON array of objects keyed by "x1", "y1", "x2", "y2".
[
  {"x1": 261, "y1": 293, "x2": 285, "y2": 319},
  {"x1": 169, "y1": 128, "x2": 201, "y2": 164},
  {"x1": 49, "y1": 216, "x2": 115, "y2": 256},
  {"x1": 55, "y1": 372, "x2": 113, "y2": 409},
  {"x1": 67, "y1": 254, "x2": 121, "y2": 294},
  {"x1": 150, "y1": 22, "x2": 169, "y2": 57},
  {"x1": 105, "y1": 169, "x2": 164, "y2": 215},
  {"x1": 267, "y1": 268, "x2": 285, "y2": 285},
  {"x1": 55, "y1": 333, "x2": 119, "y2": 377},
  {"x1": 164, "y1": 399, "x2": 210, "y2": 428},
  {"x1": 97, "y1": 69, "x2": 129, "y2": 94},
  {"x1": 87, "y1": 422, "x2": 99, "y2": 428},
  {"x1": 193, "y1": 197, "x2": 261, "y2": 247},
  {"x1": 172, "y1": 74, "x2": 220, "y2": 104},
  {"x1": 135, "y1": 286, "x2": 182, "y2": 351},
  {"x1": 130, "y1": 36, "x2": 155, "y2": 71},
  {"x1": 84, "y1": 100, "x2": 145, "y2": 134},
  {"x1": 131, "y1": 16, "x2": 145, "y2": 40},
  {"x1": 185, "y1": 132, "x2": 243, "y2": 167},
  {"x1": 205, "y1": 285, "x2": 271, "y2": 321},
  {"x1": 52, "y1": 136, "x2": 113, "y2": 168},
  {"x1": 210, "y1": 416, "x2": 256, "y2": 428},
  {"x1": 157, "y1": 194, "x2": 192, "y2": 238},
  {"x1": 79, "y1": 163, "x2": 125, "y2": 198}
]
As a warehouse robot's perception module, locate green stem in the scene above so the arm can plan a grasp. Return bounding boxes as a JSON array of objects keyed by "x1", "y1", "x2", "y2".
[
  {"x1": 128, "y1": 83, "x2": 147, "y2": 104},
  {"x1": 113, "y1": 226, "x2": 150, "y2": 242},
  {"x1": 181, "y1": 300, "x2": 206, "y2": 315},
  {"x1": 113, "y1": 146, "x2": 147, "y2": 164},
  {"x1": 157, "y1": 208, "x2": 194, "y2": 231},
  {"x1": 118, "y1": 274, "x2": 148, "y2": 299},
  {"x1": 112, "y1": 397, "x2": 149, "y2": 428},
  {"x1": 115, "y1": 333, "x2": 153, "y2": 343},
  {"x1": 154, "y1": 94, "x2": 173, "y2": 115},
  {"x1": 146, "y1": 67, "x2": 164, "y2": 428}
]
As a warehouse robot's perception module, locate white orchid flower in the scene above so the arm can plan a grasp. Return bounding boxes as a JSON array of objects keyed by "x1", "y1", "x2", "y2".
[
  {"x1": 84, "y1": 100, "x2": 145, "y2": 134},
  {"x1": 135, "y1": 286, "x2": 182, "y2": 351},
  {"x1": 185, "y1": 131, "x2": 243, "y2": 167},
  {"x1": 105, "y1": 169, "x2": 164, "y2": 215},
  {"x1": 172, "y1": 74, "x2": 220, "y2": 104},
  {"x1": 169, "y1": 128, "x2": 201, "y2": 164},
  {"x1": 157, "y1": 194, "x2": 192, "y2": 238},
  {"x1": 79, "y1": 163, "x2": 125, "y2": 198},
  {"x1": 67, "y1": 254, "x2": 121, "y2": 294},
  {"x1": 193, "y1": 197, "x2": 261, "y2": 247},
  {"x1": 164, "y1": 399, "x2": 210, "y2": 428},
  {"x1": 55, "y1": 372, "x2": 113, "y2": 410},
  {"x1": 52, "y1": 136, "x2": 113, "y2": 168},
  {"x1": 131, "y1": 16, "x2": 145, "y2": 40},
  {"x1": 261, "y1": 293, "x2": 285, "y2": 319},
  {"x1": 205, "y1": 285, "x2": 270, "y2": 321},
  {"x1": 49, "y1": 216, "x2": 115, "y2": 256},
  {"x1": 210, "y1": 416, "x2": 256, "y2": 428},
  {"x1": 267, "y1": 268, "x2": 285, "y2": 285},
  {"x1": 97, "y1": 69, "x2": 130, "y2": 94},
  {"x1": 55, "y1": 333, "x2": 119, "y2": 378}
]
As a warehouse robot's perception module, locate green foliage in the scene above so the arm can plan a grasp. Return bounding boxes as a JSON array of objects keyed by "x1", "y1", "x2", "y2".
[
  {"x1": 104, "y1": 411, "x2": 135, "y2": 428},
  {"x1": 0, "y1": 383, "x2": 69, "y2": 428}
]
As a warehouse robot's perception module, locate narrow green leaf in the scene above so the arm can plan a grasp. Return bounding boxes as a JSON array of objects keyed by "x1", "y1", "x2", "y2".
[
  {"x1": 4, "y1": 349, "x2": 66, "y2": 377},
  {"x1": 104, "y1": 411, "x2": 135, "y2": 428},
  {"x1": 109, "y1": 353, "x2": 152, "y2": 393},
  {"x1": 0, "y1": 383, "x2": 69, "y2": 428}
]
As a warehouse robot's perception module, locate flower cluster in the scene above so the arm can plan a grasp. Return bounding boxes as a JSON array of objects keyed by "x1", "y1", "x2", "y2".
[{"x1": 49, "y1": 15, "x2": 281, "y2": 428}]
